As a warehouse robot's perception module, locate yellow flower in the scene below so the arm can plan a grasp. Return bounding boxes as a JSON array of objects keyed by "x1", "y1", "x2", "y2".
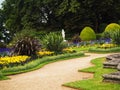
[
  {"x1": 99, "y1": 44, "x2": 117, "y2": 49},
  {"x1": 63, "y1": 48, "x2": 75, "y2": 53},
  {"x1": 37, "y1": 51, "x2": 54, "y2": 57},
  {"x1": 0, "y1": 55, "x2": 30, "y2": 67}
]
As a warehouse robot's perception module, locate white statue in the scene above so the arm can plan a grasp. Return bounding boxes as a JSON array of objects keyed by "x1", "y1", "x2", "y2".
[{"x1": 62, "y1": 29, "x2": 66, "y2": 41}]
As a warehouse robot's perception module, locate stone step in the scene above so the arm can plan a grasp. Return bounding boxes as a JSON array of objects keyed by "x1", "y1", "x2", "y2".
[{"x1": 103, "y1": 72, "x2": 120, "y2": 83}]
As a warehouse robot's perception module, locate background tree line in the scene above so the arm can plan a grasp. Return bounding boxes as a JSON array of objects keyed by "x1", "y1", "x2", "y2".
[{"x1": 0, "y1": 0, "x2": 120, "y2": 43}]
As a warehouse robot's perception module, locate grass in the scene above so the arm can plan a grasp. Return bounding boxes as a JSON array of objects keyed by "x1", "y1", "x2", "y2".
[
  {"x1": 64, "y1": 57, "x2": 120, "y2": 90},
  {"x1": 71, "y1": 46, "x2": 95, "y2": 52},
  {"x1": 0, "y1": 71, "x2": 9, "y2": 80},
  {"x1": 89, "y1": 47, "x2": 120, "y2": 53},
  {"x1": 0, "y1": 52, "x2": 84, "y2": 80}
]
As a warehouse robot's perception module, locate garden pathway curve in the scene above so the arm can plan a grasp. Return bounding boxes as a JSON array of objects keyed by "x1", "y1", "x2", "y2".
[{"x1": 0, "y1": 53, "x2": 114, "y2": 90}]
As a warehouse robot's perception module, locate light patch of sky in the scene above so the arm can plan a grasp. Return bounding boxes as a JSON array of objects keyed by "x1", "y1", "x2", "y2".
[{"x1": 0, "y1": 0, "x2": 4, "y2": 8}]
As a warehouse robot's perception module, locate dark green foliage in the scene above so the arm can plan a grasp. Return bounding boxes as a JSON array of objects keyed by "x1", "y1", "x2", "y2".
[
  {"x1": 0, "y1": 42, "x2": 6, "y2": 48},
  {"x1": 103, "y1": 23, "x2": 120, "y2": 38},
  {"x1": 13, "y1": 37, "x2": 41, "y2": 56},
  {"x1": 80, "y1": 27, "x2": 96, "y2": 41},
  {"x1": 102, "y1": 31, "x2": 110, "y2": 39},
  {"x1": 109, "y1": 29, "x2": 120, "y2": 45},
  {"x1": 9, "y1": 29, "x2": 40, "y2": 47},
  {"x1": 0, "y1": 71, "x2": 8, "y2": 80},
  {"x1": 105, "y1": 23, "x2": 120, "y2": 32},
  {"x1": 42, "y1": 32, "x2": 67, "y2": 53},
  {"x1": 103, "y1": 23, "x2": 120, "y2": 45},
  {"x1": 72, "y1": 34, "x2": 81, "y2": 43},
  {"x1": 1, "y1": 0, "x2": 120, "y2": 36},
  {"x1": 96, "y1": 33, "x2": 102, "y2": 40}
]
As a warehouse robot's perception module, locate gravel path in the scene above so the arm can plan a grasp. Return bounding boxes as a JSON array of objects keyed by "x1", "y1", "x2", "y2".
[{"x1": 0, "y1": 53, "x2": 113, "y2": 90}]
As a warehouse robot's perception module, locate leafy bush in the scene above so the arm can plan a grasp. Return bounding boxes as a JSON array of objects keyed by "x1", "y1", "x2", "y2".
[
  {"x1": 96, "y1": 33, "x2": 102, "y2": 40},
  {"x1": 72, "y1": 34, "x2": 81, "y2": 43},
  {"x1": 9, "y1": 29, "x2": 40, "y2": 47},
  {"x1": 13, "y1": 37, "x2": 41, "y2": 56},
  {"x1": 80, "y1": 27, "x2": 96, "y2": 41},
  {"x1": 42, "y1": 32, "x2": 67, "y2": 53},
  {"x1": 105, "y1": 23, "x2": 120, "y2": 32},
  {"x1": 109, "y1": 29, "x2": 120, "y2": 45},
  {"x1": 102, "y1": 31, "x2": 110, "y2": 39},
  {"x1": 103, "y1": 23, "x2": 120, "y2": 39}
]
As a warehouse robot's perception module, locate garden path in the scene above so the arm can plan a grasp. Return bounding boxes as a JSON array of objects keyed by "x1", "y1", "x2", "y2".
[{"x1": 0, "y1": 53, "x2": 114, "y2": 90}]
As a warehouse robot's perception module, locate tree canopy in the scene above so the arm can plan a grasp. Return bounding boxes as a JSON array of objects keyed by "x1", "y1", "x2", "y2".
[{"x1": 0, "y1": 0, "x2": 120, "y2": 39}]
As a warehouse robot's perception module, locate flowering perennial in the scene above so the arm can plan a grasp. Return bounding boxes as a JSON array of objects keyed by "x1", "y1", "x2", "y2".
[
  {"x1": 99, "y1": 44, "x2": 117, "y2": 49},
  {"x1": 0, "y1": 56, "x2": 30, "y2": 68},
  {"x1": 62, "y1": 48, "x2": 76, "y2": 53},
  {"x1": 37, "y1": 51, "x2": 54, "y2": 57}
]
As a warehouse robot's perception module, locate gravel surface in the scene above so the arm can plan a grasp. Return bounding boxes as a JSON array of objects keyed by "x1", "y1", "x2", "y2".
[{"x1": 0, "y1": 53, "x2": 112, "y2": 90}]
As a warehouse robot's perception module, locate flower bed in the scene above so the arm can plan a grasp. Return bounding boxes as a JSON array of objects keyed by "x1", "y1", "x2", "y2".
[
  {"x1": 0, "y1": 48, "x2": 12, "y2": 57},
  {"x1": 0, "y1": 56, "x2": 30, "y2": 69},
  {"x1": 62, "y1": 48, "x2": 76, "y2": 53},
  {"x1": 98, "y1": 44, "x2": 117, "y2": 49},
  {"x1": 37, "y1": 51, "x2": 54, "y2": 57}
]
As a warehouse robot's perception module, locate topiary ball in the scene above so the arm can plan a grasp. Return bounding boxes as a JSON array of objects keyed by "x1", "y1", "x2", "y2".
[
  {"x1": 80, "y1": 27, "x2": 96, "y2": 41},
  {"x1": 105, "y1": 23, "x2": 120, "y2": 32}
]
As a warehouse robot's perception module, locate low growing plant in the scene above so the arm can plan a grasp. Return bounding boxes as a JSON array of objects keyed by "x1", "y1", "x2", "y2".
[
  {"x1": 62, "y1": 48, "x2": 76, "y2": 53},
  {"x1": 37, "y1": 51, "x2": 54, "y2": 57},
  {"x1": 98, "y1": 44, "x2": 117, "y2": 49},
  {"x1": 0, "y1": 55, "x2": 30, "y2": 69}
]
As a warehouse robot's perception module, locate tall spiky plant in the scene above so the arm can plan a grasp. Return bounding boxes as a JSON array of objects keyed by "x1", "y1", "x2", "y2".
[
  {"x1": 13, "y1": 36, "x2": 41, "y2": 56},
  {"x1": 42, "y1": 32, "x2": 67, "y2": 53}
]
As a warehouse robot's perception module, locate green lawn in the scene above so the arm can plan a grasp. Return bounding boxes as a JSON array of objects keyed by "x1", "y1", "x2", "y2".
[
  {"x1": 89, "y1": 47, "x2": 120, "y2": 53},
  {"x1": 71, "y1": 46, "x2": 94, "y2": 52},
  {"x1": 64, "y1": 58, "x2": 120, "y2": 90}
]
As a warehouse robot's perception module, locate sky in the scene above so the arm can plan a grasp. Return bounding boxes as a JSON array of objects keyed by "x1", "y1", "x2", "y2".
[{"x1": 0, "y1": 0, "x2": 4, "y2": 8}]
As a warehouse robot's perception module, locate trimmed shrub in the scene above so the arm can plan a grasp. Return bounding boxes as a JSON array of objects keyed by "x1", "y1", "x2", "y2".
[
  {"x1": 105, "y1": 23, "x2": 120, "y2": 32},
  {"x1": 109, "y1": 29, "x2": 120, "y2": 45},
  {"x1": 80, "y1": 27, "x2": 96, "y2": 41},
  {"x1": 103, "y1": 23, "x2": 120, "y2": 45},
  {"x1": 103, "y1": 23, "x2": 120, "y2": 39},
  {"x1": 42, "y1": 32, "x2": 67, "y2": 53}
]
